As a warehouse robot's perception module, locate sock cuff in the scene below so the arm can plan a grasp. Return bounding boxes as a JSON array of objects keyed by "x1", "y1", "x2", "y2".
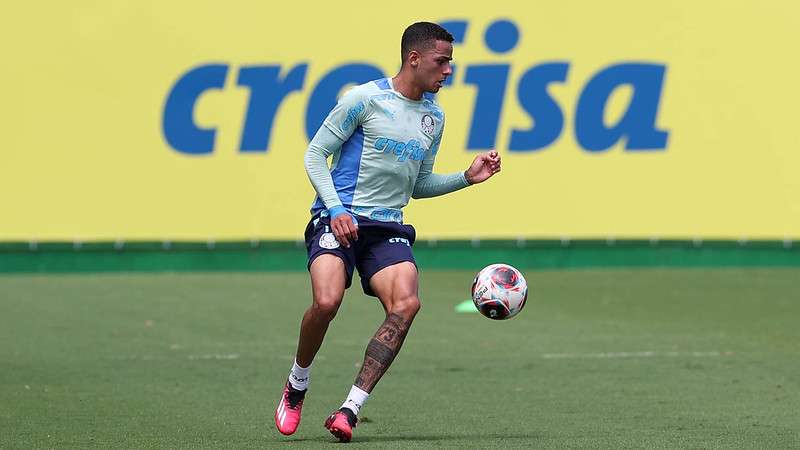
[
  {"x1": 289, "y1": 359, "x2": 312, "y2": 390},
  {"x1": 349, "y1": 385, "x2": 369, "y2": 397},
  {"x1": 293, "y1": 358, "x2": 312, "y2": 370}
]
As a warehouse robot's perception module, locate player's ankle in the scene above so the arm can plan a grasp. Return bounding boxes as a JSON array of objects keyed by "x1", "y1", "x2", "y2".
[
  {"x1": 288, "y1": 358, "x2": 312, "y2": 390},
  {"x1": 338, "y1": 407, "x2": 358, "y2": 427}
]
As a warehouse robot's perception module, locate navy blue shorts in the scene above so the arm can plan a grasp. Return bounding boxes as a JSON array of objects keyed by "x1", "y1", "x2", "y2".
[{"x1": 304, "y1": 215, "x2": 417, "y2": 297}]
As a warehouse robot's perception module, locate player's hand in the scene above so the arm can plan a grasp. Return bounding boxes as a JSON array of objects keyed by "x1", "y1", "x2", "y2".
[
  {"x1": 464, "y1": 150, "x2": 501, "y2": 184},
  {"x1": 329, "y1": 208, "x2": 359, "y2": 248}
]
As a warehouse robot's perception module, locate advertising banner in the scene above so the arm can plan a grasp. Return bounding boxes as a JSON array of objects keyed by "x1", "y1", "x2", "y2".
[{"x1": 4, "y1": 1, "x2": 798, "y2": 240}]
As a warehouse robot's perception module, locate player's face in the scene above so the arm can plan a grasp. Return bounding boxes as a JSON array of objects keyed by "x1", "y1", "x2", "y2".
[{"x1": 415, "y1": 40, "x2": 453, "y2": 93}]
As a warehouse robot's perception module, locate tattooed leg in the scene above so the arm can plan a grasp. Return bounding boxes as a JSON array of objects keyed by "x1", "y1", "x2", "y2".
[{"x1": 354, "y1": 312, "x2": 412, "y2": 392}]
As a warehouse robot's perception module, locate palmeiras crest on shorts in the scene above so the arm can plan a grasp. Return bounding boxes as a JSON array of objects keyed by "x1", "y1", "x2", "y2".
[
  {"x1": 421, "y1": 114, "x2": 435, "y2": 135},
  {"x1": 319, "y1": 232, "x2": 340, "y2": 249}
]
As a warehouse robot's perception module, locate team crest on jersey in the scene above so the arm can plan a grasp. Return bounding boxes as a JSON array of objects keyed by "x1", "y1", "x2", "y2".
[
  {"x1": 319, "y1": 233, "x2": 340, "y2": 249},
  {"x1": 421, "y1": 114, "x2": 435, "y2": 135}
]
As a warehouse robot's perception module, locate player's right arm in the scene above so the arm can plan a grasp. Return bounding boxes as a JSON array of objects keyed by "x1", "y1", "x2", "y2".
[
  {"x1": 304, "y1": 127, "x2": 360, "y2": 248},
  {"x1": 304, "y1": 127, "x2": 345, "y2": 212},
  {"x1": 303, "y1": 88, "x2": 369, "y2": 247}
]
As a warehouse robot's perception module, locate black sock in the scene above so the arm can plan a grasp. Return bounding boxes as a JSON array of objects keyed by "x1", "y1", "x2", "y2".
[
  {"x1": 286, "y1": 386, "x2": 306, "y2": 407},
  {"x1": 338, "y1": 407, "x2": 358, "y2": 426}
]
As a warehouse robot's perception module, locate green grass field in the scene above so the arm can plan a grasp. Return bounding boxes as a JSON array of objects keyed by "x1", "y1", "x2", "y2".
[{"x1": 1, "y1": 269, "x2": 799, "y2": 449}]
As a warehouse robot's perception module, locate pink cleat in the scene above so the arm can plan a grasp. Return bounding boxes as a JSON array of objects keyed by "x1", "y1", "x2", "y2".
[
  {"x1": 274, "y1": 381, "x2": 306, "y2": 435},
  {"x1": 324, "y1": 408, "x2": 358, "y2": 442}
]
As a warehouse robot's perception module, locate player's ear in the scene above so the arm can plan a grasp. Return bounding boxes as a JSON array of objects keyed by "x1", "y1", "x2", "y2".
[{"x1": 408, "y1": 50, "x2": 420, "y2": 68}]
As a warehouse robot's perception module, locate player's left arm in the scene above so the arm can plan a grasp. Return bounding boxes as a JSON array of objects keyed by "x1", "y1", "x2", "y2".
[{"x1": 412, "y1": 146, "x2": 501, "y2": 198}]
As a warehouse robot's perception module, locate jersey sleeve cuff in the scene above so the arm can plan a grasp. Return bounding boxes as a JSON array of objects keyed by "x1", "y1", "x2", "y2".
[{"x1": 328, "y1": 205, "x2": 348, "y2": 219}]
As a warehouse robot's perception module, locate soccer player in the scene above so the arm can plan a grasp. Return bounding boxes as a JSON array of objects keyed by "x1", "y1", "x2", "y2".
[{"x1": 274, "y1": 22, "x2": 501, "y2": 442}]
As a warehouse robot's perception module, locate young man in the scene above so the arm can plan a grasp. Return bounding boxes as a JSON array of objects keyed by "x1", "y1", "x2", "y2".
[{"x1": 274, "y1": 22, "x2": 501, "y2": 442}]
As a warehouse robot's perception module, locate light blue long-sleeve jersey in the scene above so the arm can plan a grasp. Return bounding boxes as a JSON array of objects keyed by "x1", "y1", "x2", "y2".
[{"x1": 305, "y1": 78, "x2": 469, "y2": 223}]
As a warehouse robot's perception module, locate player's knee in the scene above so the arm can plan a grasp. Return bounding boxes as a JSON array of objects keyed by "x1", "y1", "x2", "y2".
[
  {"x1": 312, "y1": 294, "x2": 342, "y2": 321},
  {"x1": 389, "y1": 294, "x2": 421, "y2": 320}
]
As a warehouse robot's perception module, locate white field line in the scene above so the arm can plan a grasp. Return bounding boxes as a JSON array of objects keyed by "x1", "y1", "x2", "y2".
[
  {"x1": 112, "y1": 352, "x2": 325, "y2": 361},
  {"x1": 112, "y1": 353, "x2": 240, "y2": 361},
  {"x1": 187, "y1": 353, "x2": 240, "y2": 360},
  {"x1": 541, "y1": 351, "x2": 734, "y2": 359}
]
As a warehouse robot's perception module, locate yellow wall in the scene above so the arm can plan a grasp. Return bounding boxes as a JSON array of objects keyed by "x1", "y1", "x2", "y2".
[{"x1": 4, "y1": 1, "x2": 799, "y2": 240}]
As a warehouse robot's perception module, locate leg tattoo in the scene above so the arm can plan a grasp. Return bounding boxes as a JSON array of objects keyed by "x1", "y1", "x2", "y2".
[{"x1": 354, "y1": 313, "x2": 411, "y2": 392}]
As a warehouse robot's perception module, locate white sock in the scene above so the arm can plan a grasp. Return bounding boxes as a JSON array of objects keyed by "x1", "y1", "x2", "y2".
[
  {"x1": 288, "y1": 359, "x2": 311, "y2": 391},
  {"x1": 340, "y1": 385, "x2": 369, "y2": 416}
]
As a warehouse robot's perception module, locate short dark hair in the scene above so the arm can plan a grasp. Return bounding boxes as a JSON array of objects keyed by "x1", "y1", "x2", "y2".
[{"x1": 400, "y1": 22, "x2": 454, "y2": 65}]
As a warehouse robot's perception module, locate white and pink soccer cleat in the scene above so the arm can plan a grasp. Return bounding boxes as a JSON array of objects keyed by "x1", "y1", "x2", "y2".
[
  {"x1": 274, "y1": 381, "x2": 306, "y2": 435},
  {"x1": 324, "y1": 408, "x2": 358, "y2": 442}
]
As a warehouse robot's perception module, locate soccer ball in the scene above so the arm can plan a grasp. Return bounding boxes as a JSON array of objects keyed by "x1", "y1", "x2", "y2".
[{"x1": 471, "y1": 263, "x2": 528, "y2": 320}]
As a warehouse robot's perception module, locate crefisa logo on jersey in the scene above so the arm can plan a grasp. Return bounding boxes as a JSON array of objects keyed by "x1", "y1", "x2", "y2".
[{"x1": 162, "y1": 19, "x2": 668, "y2": 156}]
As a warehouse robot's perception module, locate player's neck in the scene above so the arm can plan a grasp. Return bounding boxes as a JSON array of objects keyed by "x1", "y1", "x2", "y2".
[{"x1": 391, "y1": 74, "x2": 423, "y2": 101}]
